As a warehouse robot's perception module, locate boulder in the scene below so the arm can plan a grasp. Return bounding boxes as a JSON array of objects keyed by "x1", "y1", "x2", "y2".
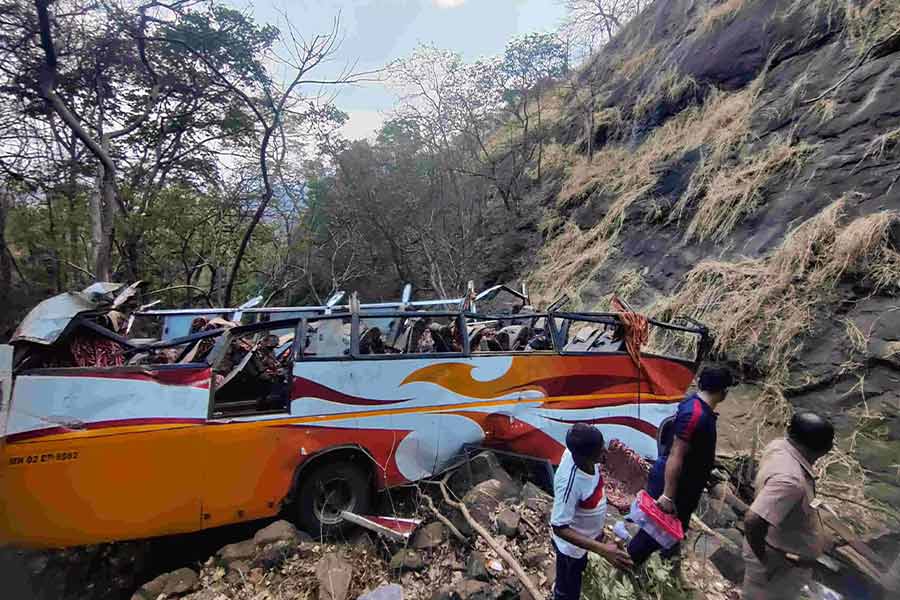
[
  {"x1": 448, "y1": 451, "x2": 518, "y2": 497},
  {"x1": 412, "y1": 522, "x2": 447, "y2": 550},
  {"x1": 460, "y1": 479, "x2": 519, "y2": 531},
  {"x1": 696, "y1": 496, "x2": 740, "y2": 529},
  {"x1": 522, "y1": 549, "x2": 547, "y2": 569},
  {"x1": 253, "y1": 541, "x2": 294, "y2": 570},
  {"x1": 158, "y1": 567, "x2": 199, "y2": 596},
  {"x1": 520, "y1": 481, "x2": 552, "y2": 504},
  {"x1": 216, "y1": 539, "x2": 256, "y2": 565},
  {"x1": 349, "y1": 529, "x2": 377, "y2": 554},
  {"x1": 451, "y1": 579, "x2": 491, "y2": 600},
  {"x1": 496, "y1": 509, "x2": 520, "y2": 538},
  {"x1": 465, "y1": 551, "x2": 489, "y2": 582},
  {"x1": 523, "y1": 497, "x2": 551, "y2": 516},
  {"x1": 358, "y1": 583, "x2": 404, "y2": 600},
  {"x1": 521, "y1": 481, "x2": 552, "y2": 517},
  {"x1": 389, "y1": 549, "x2": 426, "y2": 572},
  {"x1": 131, "y1": 567, "x2": 199, "y2": 600},
  {"x1": 253, "y1": 519, "x2": 311, "y2": 547},
  {"x1": 693, "y1": 533, "x2": 724, "y2": 557},
  {"x1": 710, "y1": 544, "x2": 745, "y2": 584},
  {"x1": 716, "y1": 527, "x2": 745, "y2": 549},
  {"x1": 316, "y1": 553, "x2": 353, "y2": 600}
]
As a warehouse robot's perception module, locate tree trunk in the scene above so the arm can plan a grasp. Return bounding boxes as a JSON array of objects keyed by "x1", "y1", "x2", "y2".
[
  {"x1": 537, "y1": 92, "x2": 543, "y2": 182},
  {"x1": 90, "y1": 171, "x2": 106, "y2": 280},
  {"x1": 66, "y1": 150, "x2": 81, "y2": 282},
  {"x1": 0, "y1": 190, "x2": 11, "y2": 302},
  {"x1": 35, "y1": 0, "x2": 118, "y2": 283},
  {"x1": 223, "y1": 126, "x2": 276, "y2": 306},
  {"x1": 45, "y1": 193, "x2": 63, "y2": 292}
]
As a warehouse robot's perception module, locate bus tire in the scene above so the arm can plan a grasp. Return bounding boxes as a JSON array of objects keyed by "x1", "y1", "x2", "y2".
[{"x1": 294, "y1": 458, "x2": 372, "y2": 537}]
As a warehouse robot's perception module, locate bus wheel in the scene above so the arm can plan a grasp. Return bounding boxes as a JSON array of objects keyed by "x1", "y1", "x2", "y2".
[{"x1": 295, "y1": 459, "x2": 372, "y2": 537}]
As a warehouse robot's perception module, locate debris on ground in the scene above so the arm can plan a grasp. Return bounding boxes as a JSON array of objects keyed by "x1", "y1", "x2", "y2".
[
  {"x1": 130, "y1": 448, "x2": 740, "y2": 600},
  {"x1": 9, "y1": 448, "x2": 896, "y2": 600}
]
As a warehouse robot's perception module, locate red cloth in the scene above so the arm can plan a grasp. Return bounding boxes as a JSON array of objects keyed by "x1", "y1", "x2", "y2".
[{"x1": 611, "y1": 296, "x2": 648, "y2": 369}]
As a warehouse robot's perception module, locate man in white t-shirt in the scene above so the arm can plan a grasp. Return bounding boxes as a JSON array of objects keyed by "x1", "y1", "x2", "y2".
[{"x1": 551, "y1": 424, "x2": 633, "y2": 600}]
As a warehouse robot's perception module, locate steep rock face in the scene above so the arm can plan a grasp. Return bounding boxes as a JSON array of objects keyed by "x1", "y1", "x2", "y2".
[{"x1": 523, "y1": 0, "x2": 900, "y2": 511}]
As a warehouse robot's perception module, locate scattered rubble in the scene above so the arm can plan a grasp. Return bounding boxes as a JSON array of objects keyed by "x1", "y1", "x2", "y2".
[
  {"x1": 316, "y1": 553, "x2": 354, "y2": 600},
  {"x1": 253, "y1": 520, "x2": 311, "y2": 547},
  {"x1": 9, "y1": 447, "x2": 897, "y2": 600},
  {"x1": 131, "y1": 567, "x2": 199, "y2": 600},
  {"x1": 215, "y1": 539, "x2": 255, "y2": 566},
  {"x1": 411, "y1": 522, "x2": 446, "y2": 550},
  {"x1": 389, "y1": 549, "x2": 426, "y2": 573},
  {"x1": 496, "y1": 509, "x2": 520, "y2": 538}
]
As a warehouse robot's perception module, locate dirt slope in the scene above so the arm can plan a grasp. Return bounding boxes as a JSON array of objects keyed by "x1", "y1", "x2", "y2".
[{"x1": 518, "y1": 0, "x2": 900, "y2": 513}]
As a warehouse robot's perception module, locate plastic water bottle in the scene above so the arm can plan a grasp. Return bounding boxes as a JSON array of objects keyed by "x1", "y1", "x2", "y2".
[{"x1": 613, "y1": 520, "x2": 631, "y2": 542}]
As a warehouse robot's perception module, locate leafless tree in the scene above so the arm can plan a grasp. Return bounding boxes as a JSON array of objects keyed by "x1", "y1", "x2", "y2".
[
  {"x1": 152, "y1": 14, "x2": 378, "y2": 305},
  {"x1": 558, "y1": 0, "x2": 650, "y2": 58}
]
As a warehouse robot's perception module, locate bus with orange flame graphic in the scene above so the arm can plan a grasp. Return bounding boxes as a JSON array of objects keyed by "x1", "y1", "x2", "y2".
[{"x1": 0, "y1": 285, "x2": 707, "y2": 547}]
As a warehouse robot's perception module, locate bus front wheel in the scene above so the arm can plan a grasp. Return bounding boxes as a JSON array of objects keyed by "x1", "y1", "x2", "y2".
[{"x1": 295, "y1": 458, "x2": 372, "y2": 537}]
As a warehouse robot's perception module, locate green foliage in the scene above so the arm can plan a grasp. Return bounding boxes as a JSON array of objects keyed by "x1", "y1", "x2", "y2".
[
  {"x1": 165, "y1": 5, "x2": 279, "y2": 87},
  {"x1": 583, "y1": 553, "x2": 690, "y2": 600}
]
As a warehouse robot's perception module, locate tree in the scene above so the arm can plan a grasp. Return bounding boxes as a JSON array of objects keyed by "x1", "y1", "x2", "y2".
[
  {"x1": 558, "y1": 0, "x2": 650, "y2": 58},
  {"x1": 33, "y1": 0, "x2": 166, "y2": 280},
  {"x1": 499, "y1": 33, "x2": 567, "y2": 186},
  {"x1": 149, "y1": 7, "x2": 370, "y2": 305}
]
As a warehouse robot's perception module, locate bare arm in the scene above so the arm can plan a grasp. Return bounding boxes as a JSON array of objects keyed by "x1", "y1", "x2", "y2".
[
  {"x1": 661, "y1": 437, "x2": 689, "y2": 508},
  {"x1": 552, "y1": 525, "x2": 633, "y2": 570},
  {"x1": 744, "y1": 509, "x2": 770, "y2": 563}
]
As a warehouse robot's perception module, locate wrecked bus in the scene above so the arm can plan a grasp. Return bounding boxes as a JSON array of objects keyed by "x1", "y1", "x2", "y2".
[{"x1": 0, "y1": 283, "x2": 708, "y2": 548}]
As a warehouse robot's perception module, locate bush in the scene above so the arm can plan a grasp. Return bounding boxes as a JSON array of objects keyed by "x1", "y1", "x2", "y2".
[{"x1": 583, "y1": 552, "x2": 689, "y2": 600}]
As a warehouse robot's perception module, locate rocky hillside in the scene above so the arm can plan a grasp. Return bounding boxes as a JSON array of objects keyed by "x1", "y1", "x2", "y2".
[{"x1": 514, "y1": 0, "x2": 900, "y2": 515}]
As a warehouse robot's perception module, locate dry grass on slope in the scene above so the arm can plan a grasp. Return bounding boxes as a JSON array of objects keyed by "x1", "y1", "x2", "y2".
[
  {"x1": 558, "y1": 87, "x2": 757, "y2": 235},
  {"x1": 701, "y1": 0, "x2": 747, "y2": 32},
  {"x1": 540, "y1": 88, "x2": 758, "y2": 307},
  {"x1": 655, "y1": 197, "x2": 900, "y2": 384},
  {"x1": 846, "y1": 0, "x2": 900, "y2": 51},
  {"x1": 683, "y1": 138, "x2": 819, "y2": 243},
  {"x1": 527, "y1": 222, "x2": 617, "y2": 307}
]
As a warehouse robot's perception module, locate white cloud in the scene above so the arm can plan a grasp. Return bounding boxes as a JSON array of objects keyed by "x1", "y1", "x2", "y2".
[
  {"x1": 340, "y1": 110, "x2": 387, "y2": 142},
  {"x1": 433, "y1": 0, "x2": 467, "y2": 8}
]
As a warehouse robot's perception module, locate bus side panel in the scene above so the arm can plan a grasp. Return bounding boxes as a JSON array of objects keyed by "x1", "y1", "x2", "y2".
[
  {"x1": 0, "y1": 369, "x2": 210, "y2": 548},
  {"x1": 201, "y1": 420, "x2": 294, "y2": 528},
  {"x1": 1, "y1": 426, "x2": 206, "y2": 548}
]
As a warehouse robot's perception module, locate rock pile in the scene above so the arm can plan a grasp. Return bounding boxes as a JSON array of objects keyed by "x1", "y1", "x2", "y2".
[{"x1": 131, "y1": 450, "x2": 740, "y2": 600}]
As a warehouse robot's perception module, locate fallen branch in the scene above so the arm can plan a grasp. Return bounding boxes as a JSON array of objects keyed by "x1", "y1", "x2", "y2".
[
  {"x1": 520, "y1": 514, "x2": 541, "y2": 536},
  {"x1": 436, "y1": 477, "x2": 542, "y2": 600},
  {"x1": 419, "y1": 489, "x2": 468, "y2": 544},
  {"x1": 691, "y1": 515, "x2": 740, "y2": 550}
]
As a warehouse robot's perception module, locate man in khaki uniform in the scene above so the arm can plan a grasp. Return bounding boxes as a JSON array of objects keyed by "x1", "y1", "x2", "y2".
[{"x1": 742, "y1": 412, "x2": 835, "y2": 600}]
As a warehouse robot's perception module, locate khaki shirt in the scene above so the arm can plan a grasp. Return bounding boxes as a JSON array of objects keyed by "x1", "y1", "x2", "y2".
[{"x1": 750, "y1": 438, "x2": 824, "y2": 560}]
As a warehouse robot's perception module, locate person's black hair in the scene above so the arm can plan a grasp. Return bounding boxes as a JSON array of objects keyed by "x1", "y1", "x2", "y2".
[
  {"x1": 566, "y1": 423, "x2": 604, "y2": 459},
  {"x1": 788, "y1": 412, "x2": 835, "y2": 453},
  {"x1": 698, "y1": 366, "x2": 734, "y2": 393}
]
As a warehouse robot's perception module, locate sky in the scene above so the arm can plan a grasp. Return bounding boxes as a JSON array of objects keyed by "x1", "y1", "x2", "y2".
[{"x1": 230, "y1": 0, "x2": 566, "y2": 140}]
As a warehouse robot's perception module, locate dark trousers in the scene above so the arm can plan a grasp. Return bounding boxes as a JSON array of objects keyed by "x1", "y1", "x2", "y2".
[
  {"x1": 626, "y1": 509, "x2": 692, "y2": 566},
  {"x1": 552, "y1": 541, "x2": 588, "y2": 600}
]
